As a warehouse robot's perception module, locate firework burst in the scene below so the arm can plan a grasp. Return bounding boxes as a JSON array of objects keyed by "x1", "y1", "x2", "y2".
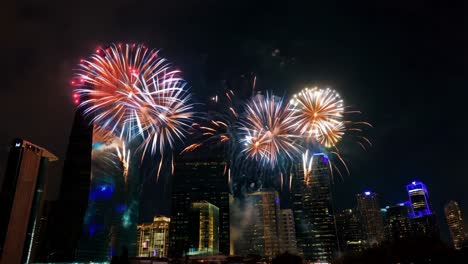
[
  {"x1": 73, "y1": 43, "x2": 194, "y2": 158},
  {"x1": 289, "y1": 87, "x2": 345, "y2": 148},
  {"x1": 239, "y1": 94, "x2": 301, "y2": 167},
  {"x1": 289, "y1": 86, "x2": 372, "y2": 182}
]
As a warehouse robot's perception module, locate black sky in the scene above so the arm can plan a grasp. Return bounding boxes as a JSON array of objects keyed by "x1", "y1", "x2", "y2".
[{"x1": 1, "y1": 0, "x2": 465, "y2": 242}]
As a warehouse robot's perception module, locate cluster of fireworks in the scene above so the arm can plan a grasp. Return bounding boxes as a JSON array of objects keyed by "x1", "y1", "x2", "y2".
[
  {"x1": 72, "y1": 42, "x2": 370, "y2": 184},
  {"x1": 72, "y1": 43, "x2": 195, "y2": 178}
]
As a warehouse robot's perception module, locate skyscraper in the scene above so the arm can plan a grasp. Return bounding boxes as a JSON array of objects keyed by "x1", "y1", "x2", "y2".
[
  {"x1": 279, "y1": 209, "x2": 298, "y2": 254},
  {"x1": 76, "y1": 132, "x2": 140, "y2": 261},
  {"x1": 0, "y1": 138, "x2": 58, "y2": 264},
  {"x1": 136, "y1": 216, "x2": 170, "y2": 257},
  {"x1": 407, "y1": 181, "x2": 432, "y2": 218},
  {"x1": 406, "y1": 181, "x2": 439, "y2": 238},
  {"x1": 188, "y1": 201, "x2": 219, "y2": 256},
  {"x1": 169, "y1": 149, "x2": 229, "y2": 257},
  {"x1": 242, "y1": 190, "x2": 281, "y2": 259},
  {"x1": 335, "y1": 209, "x2": 366, "y2": 254},
  {"x1": 47, "y1": 109, "x2": 93, "y2": 262},
  {"x1": 356, "y1": 191, "x2": 385, "y2": 245},
  {"x1": 444, "y1": 200, "x2": 466, "y2": 249},
  {"x1": 292, "y1": 153, "x2": 338, "y2": 262},
  {"x1": 382, "y1": 203, "x2": 412, "y2": 242}
]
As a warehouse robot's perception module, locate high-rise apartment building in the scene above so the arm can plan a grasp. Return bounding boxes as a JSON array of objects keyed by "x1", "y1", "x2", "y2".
[
  {"x1": 336, "y1": 209, "x2": 366, "y2": 254},
  {"x1": 137, "y1": 216, "x2": 171, "y2": 257},
  {"x1": 382, "y1": 203, "x2": 412, "y2": 242},
  {"x1": 169, "y1": 149, "x2": 229, "y2": 257},
  {"x1": 292, "y1": 153, "x2": 338, "y2": 262},
  {"x1": 242, "y1": 190, "x2": 281, "y2": 259},
  {"x1": 356, "y1": 191, "x2": 385, "y2": 245},
  {"x1": 444, "y1": 200, "x2": 466, "y2": 249},
  {"x1": 188, "y1": 202, "x2": 219, "y2": 256},
  {"x1": 279, "y1": 209, "x2": 298, "y2": 254},
  {"x1": 0, "y1": 139, "x2": 58, "y2": 264}
]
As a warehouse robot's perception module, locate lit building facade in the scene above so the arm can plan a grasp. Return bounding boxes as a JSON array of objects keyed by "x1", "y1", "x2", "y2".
[
  {"x1": 137, "y1": 216, "x2": 170, "y2": 257},
  {"x1": 292, "y1": 153, "x2": 338, "y2": 262},
  {"x1": 407, "y1": 181, "x2": 432, "y2": 218},
  {"x1": 188, "y1": 202, "x2": 219, "y2": 256},
  {"x1": 0, "y1": 138, "x2": 57, "y2": 264},
  {"x1": 169, "y1": 150, "x2": 229, "y2": 257},
  {"x1": 382, "y1": 203, "x2": 412, "y2": 242},
  {"x1": 242, "y1": 190, "x2": 281, "y2": 259},
  {"x1": 356, "y1": 191, "x2": 385, "y2": 245},
  {"x1": 279, "y1": 209, "x2": 298, "y2": 254},
  {"x1": 406, "y1": 181, "x2": 439, "y2": 238},
  {"x1": 336, "y1": 209, "x2": 366, "y2": 254},
  {"x1": 444, "y1": 200, "x2": 466, "y2": 249}
]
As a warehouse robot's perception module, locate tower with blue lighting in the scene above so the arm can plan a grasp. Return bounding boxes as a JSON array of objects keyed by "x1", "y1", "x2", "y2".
[
  {"x1": 75, "y1": 134, "x2": 140, "y2": 262},
  {"x1": 406, "y1": 181, "x2": 439, "y2": 238},
  {"x1": 406, "y1": 181, "x2": 432, "y2": 218}
]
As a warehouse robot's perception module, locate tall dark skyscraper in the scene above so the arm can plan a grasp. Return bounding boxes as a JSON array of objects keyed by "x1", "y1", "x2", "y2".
[
  {"x1": 382, "y1": 203, "x2": 412, "y2": 242},
  {"x1": 292, "y1": 152, "x2": 338, "y2": 262},
  {"x1": 356, "y1": 191, "x2": 385, "y2": 245},
  {"x1": 336, "y1": 209, "x2": 366, "y2": 254},
  {"x1": 406, "y1": 181, "x2": 439, "y2": 238},
  {"x1": 47, "y1": 109, "x2": 93, "y2": 261},
  {"x1": 169, "y1": 149, "x2": 229, "y2": 257},
  {"x1": 0, "y1": 139, "x2": 57, "y2": 264}
]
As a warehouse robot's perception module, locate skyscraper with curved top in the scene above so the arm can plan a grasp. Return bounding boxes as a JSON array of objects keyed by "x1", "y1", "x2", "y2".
[{"x1": 445, "y1": 200, "x2": 466, "y2": 249}]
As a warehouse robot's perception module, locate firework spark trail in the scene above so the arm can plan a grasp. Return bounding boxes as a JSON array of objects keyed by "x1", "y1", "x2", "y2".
[
  {"x1": 73, "y1": 43, "x2": 194, "y2": 161},
  {"x1": 239, "y1": 94, "x2": 301, "y2": 167},
  {"x1": 181, "y1": 89, "x2": 239, "y2": 154},
  {"x1": 115, "y1": 142, "x2": 131, "y2": 183}
]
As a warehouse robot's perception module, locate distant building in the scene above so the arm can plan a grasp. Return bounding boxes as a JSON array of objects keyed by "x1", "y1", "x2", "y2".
[
  {"x1": 382, "y1": 203, "x2": 412, "y2": 242},
  {"x1": 336, "y1": 209, "x2": 366, "y2": 254},
  {"x1": 406, "y1": 181, "x2": 439, "y2": 238},
  {"x1": 242, "y1": 190, "x2": 281, "y2": 259},
  {"x1": 47, "y1": 109, "x2": 93, "y2": 262},
  {"x1": 0, "y1": 138, "x2": 58, "y2": 264},
  {"x1": 279, "y1": 209, "x2": 298, "y2": 254},
  {"x1": 137, "y1": 216, "x2": 171, "y2": 257},
  {"x1": 169, "y1": 150, "x2": 229, "y2": 257},
  {"x1": 407, "y1": 181, "x2": 432, "y2": 218},
  {"x1": 445, "y1": 200, "x2": 466, "y2": 249},
  {"x1": 356, "y1": 191, "x2": 385, "y2": 245},
  {"x1": 188, "y1": 201, "x2": 219, "y2": 256},
  {"x1": 292, "y1": 153, "x2": 338, "y2": 262}
]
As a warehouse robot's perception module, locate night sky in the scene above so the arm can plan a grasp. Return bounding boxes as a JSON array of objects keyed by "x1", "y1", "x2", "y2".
[{"x1": 1, "y1": 0, "x2": 465, "y2": 242}]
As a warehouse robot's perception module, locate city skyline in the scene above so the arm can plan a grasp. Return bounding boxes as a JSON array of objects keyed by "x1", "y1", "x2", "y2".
[
  {"x1": 1, "y1": 1, "x2": 465, "y2": 260},
  {"x1": 1, "y1": 136, "x2": 466, "y2": 262}
]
